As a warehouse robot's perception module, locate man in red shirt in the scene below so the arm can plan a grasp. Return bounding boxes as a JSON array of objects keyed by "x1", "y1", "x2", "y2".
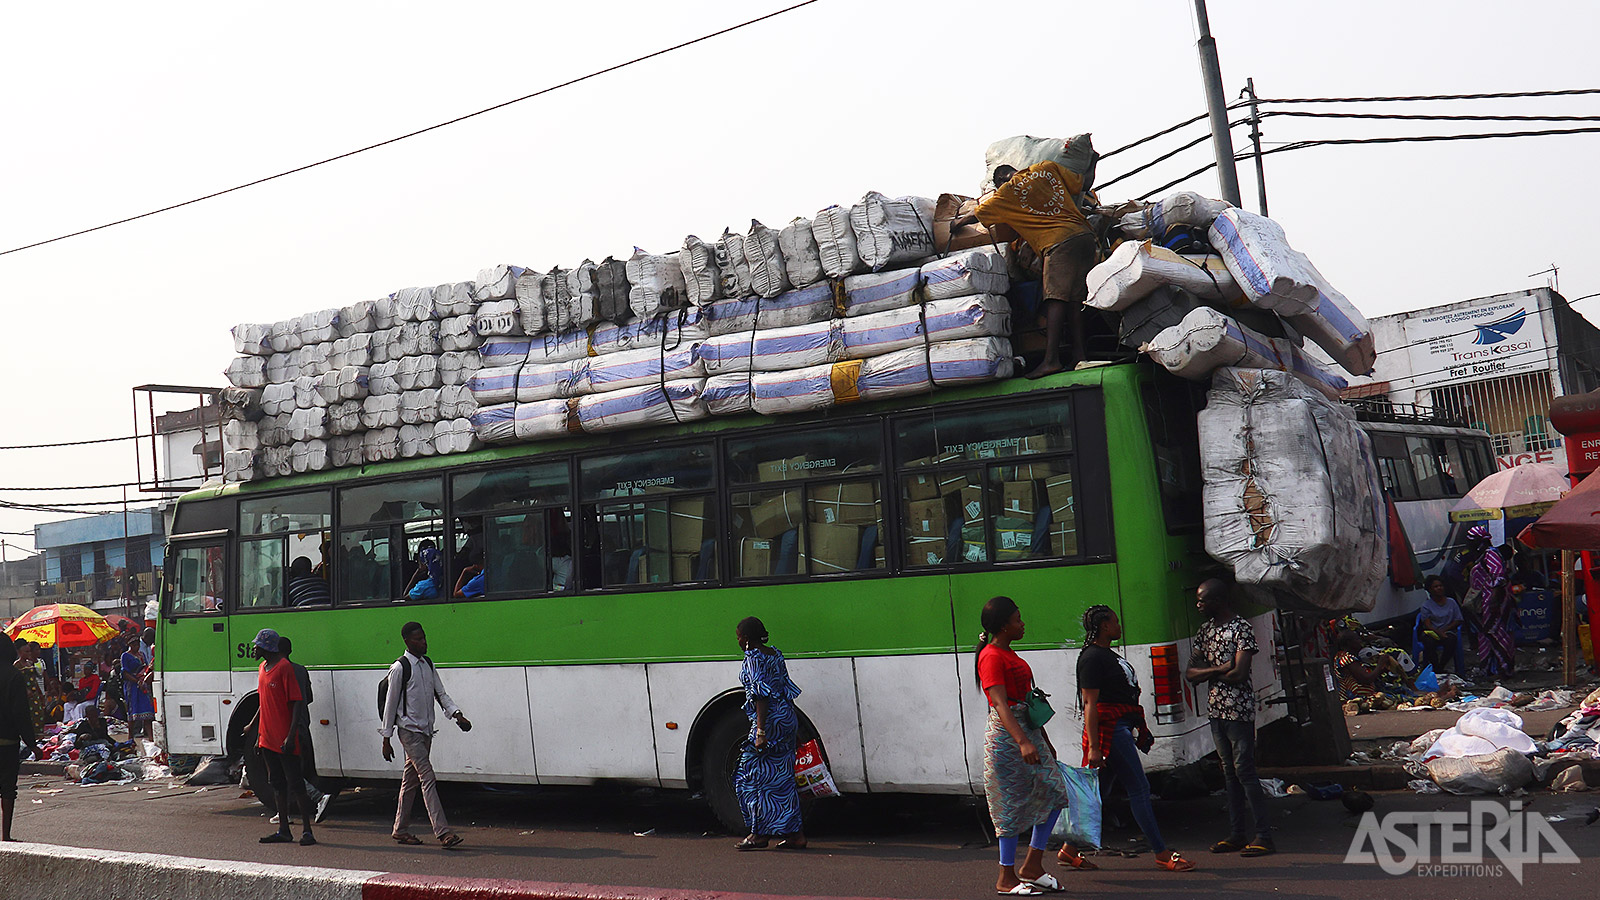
[{"x1": 251, "y1": 628, "x2": 315, "y2": 846}]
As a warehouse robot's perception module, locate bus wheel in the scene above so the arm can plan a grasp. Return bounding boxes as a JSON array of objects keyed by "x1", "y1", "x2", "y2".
[
  {"x1": 242, "y1": 744, "x2": 278, "y2": 814},
  {"x1": 700, "y1": 713, "x2": 747, "y2": 833}
]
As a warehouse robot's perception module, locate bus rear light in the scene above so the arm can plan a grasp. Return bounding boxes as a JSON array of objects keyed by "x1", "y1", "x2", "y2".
[{"x1": 1150, "y1": 644, "x2": 1186, "y2": 725}]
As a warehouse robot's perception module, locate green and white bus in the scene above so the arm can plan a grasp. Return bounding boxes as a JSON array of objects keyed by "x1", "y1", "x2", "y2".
[{"x1": 155, "y1": 361, "x2": 1284, "y2": 827}]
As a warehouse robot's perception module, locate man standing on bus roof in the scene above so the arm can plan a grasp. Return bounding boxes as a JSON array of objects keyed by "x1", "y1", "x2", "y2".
[
  {"x1": 1185, "y1": 579, "x2": 1273, "y2": 857},
  {"x1": 381, "y1": 621, "x2": 471, "y2": 849}
]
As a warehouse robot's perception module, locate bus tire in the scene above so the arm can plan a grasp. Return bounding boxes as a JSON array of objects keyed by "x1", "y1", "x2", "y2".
[
  {"x1": 700, "y1": 713, "x2": 747, "y2": 833},
  {"x1": 242, "y1": 743, "x2": 278, "y2": 815}
]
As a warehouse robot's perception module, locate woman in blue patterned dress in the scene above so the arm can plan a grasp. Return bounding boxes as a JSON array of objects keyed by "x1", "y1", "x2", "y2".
[
  {"x1": 119, "y1": 639, "x2": 156, "y2": 739},
  {"x1": 733, "y1": 616, "x2": 806, "y2": 851}
]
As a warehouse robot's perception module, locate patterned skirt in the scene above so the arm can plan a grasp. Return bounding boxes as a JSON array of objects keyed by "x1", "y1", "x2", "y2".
[
  {"x1": 983, "y1": 702, "x2": 1071, "y2": 838},
  {"x1": 735, "y1": 702, "x2": 803, "y2": 836}
]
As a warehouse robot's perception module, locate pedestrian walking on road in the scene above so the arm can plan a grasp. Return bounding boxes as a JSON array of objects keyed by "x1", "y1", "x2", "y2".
[
  {"x1": 976, "y1": 596, "x2": 1071, "y2": 894},
  {"x1": 732, "y1": 616, "x2": 806, "y2": 851},
  {"x1": 1185, "y1": 579, "x2": 1273, "y2": 857},
  {"x1": 0, "y1": 634, "x2": 42, "y2": 842},
  {"x1": 250, "y1": 628, "x2": 316, "y2": 846},
  {"x1": 381, "y1": 621, "x2": 470, "y2": 849},
  {"x1": 277, "y1": 637, "x2": 332, "y2": 825},
  {"x1": 1079, "y1": 605, "x2": 1193, "y2": 872}
]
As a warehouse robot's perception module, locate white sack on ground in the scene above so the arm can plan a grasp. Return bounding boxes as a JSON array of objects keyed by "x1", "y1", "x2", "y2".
[
  {"x1": 705, "y1": 281, "x2": 836, "y2": 337},
  {"x1": 813, "y1": 204, "x2": 864, "y2": 278},
  {"x1": 1085, "y1": 239, "x2": 1245, "y2": 311},
  {"x1": 1426, "y1": 748, "x2": 1535, "y2": 795},
  {"x1": 982, "y1": 133, "x2": 1097, "y2": 195},
  {"x1": 681, "y1": 235, "x2": 723, "y2": 307},
  {"x1": 361, "y1": 394, "x2": 401, "y2": 430},
  {"x1": 1141, "y1": 306, "x2": 1348, "y2": 400},
  {"x1": 851, "y1": 192, "x2": 936, "y2": 272},
  {"x1": 627, "y1": 248, "x2": 689, "y2": 319},
  {"x1": 699, "y1": 319, "x2": 841, "y2": 375},
  {"x1": 575, "y1": 380, "x2": 708, "y2": 433},
  {"x1": 225, "y1": 357, "x2": 266, "y2": 389},
  {"x1": 841, "y1": 293, "x2": 1011, "y2": 360},
  {"x1": 468, "y1": 364, "x2": 521, "y2": 406},
  {"x1": 587, "y1": 344, "x2": 705, "y2": 393},
  {"x1": 592, "y1": 308, "x2": 708, "y2": 354},
  {"x1": 514, "y1": 271, "x2": 548, "y2": 336},
  {"x1": 1198, "y1": 367, "x2": 1387, "y2": 613},
  {"x1": 843, "y1": 268, "x2": 922, "y2": 317},
  {"x1": 517, "y1": 358, "x2": 591, "y2": 403},
  {"x1": 1118, "y1": 191, "x2": 1232, "y2": 241},
  {"x1": 474, "y1": 265, "x2": 526, "y2": 302},
  {"x1": 232, "y1": 324, "x2": 270, "y2": 356},
  {"x1": 921, "y1": 248, "x2": 1009, "y2": 301},
  {"x1": 469, "y1": 404, "x2": 518, "y2": 444},
  {"x1": 779, "y1": 217, "x2": 825, "y2": 287},
  {"x1": 745, "y1": 220, "x2": 790, "y2": 299}
]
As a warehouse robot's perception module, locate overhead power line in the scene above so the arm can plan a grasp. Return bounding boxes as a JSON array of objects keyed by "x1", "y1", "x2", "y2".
[
  {"x1": 1264, "y1": 110, "x2": 1600, "y2": 124},
  {"x1": 0, "y1": 480, "x2": 148, "y2": 492},
  {"x1": 0, "y1": 434, "x2": 145, "y2": 451},
  {"x1": 1257, "y1": 88, "x2": 1600, "y2": 104},
  {"x1": 0, "y1": 0, "x2": 821, "y2": 260}
]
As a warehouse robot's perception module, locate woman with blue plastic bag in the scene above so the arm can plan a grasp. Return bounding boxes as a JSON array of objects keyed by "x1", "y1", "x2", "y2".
[
  {"x1": 732, "y1": 617, "x2": 807, "y2": 851},
  {"x1": 977, "y1": 596, "x2": 1072, "y2": 894}
]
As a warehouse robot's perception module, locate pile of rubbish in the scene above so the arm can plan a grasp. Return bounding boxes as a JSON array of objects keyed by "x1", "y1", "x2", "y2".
[{"x1": 37, "y1": 724, "x2": 170, "y2": 786}]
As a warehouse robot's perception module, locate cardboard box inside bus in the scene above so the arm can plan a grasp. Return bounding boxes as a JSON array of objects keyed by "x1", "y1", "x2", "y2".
[
  {"x1": 905, "y1": 498, "x2": 949, "y2": 537},
  {"x1": 751, "y1": 491, "x2": 804, "y2": 539},
  {"x1": 808, "y1": 522, "x2": 861, "y2": 573},
  {"x1": 994, "y1": 514, "x2": 1036, "y2": 561},
  {"x1": 756, "y1": 455, "x2": 807, "y2": 482},
  {"x1": 955, "y1": 486, "x2": 983, "y2": 522},
  {"x1": 739, "y1": 537, "x2": 775, "y2": 577},
  {"x1": 1000, "y1": 479, "x2": 1040, "y2": 517},
  {"x1": 1046, "y1": 474, "x2": 1073, "y2": 519},
  {"x1": 906, "y1": 472, "x2": 969, "y2": 501},
  {"x1": 808, "y1": 481, "x2": 879, "y2": 526},
  {"x1": 671, "y1": 552, "x2": 698, "y2": 583},
  {"x1": 907, "y1": 535, "x2": 945, "y2": 566}
]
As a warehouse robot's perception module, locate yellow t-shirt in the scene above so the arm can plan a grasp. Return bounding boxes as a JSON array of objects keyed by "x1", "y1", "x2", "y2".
[{"x1": 974, "y1": 160, "x2": 1090, "y2": 254}]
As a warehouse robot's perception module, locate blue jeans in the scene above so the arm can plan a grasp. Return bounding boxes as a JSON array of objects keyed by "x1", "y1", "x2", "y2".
[
  {"x1": 1210, "y1": 718, "x2": 1271, "y2": 841},
  {"x1": 1098, "y1": 716, "x2": 1166, "y2": 853}
]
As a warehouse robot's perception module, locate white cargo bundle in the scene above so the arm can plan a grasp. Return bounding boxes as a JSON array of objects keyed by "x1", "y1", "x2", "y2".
[
  {"x1": 291, "y1": 439, "x2": 330, "y2": 474},
  {"x1": 842, "y1": 268, "x2": 922, "y2": 317},
  {"x1": 225, "y1": 357, "x2": 266, "y2": 389},
  {"x1": 232, "y1": 324, "x2": 271, "y2": 356},
  {"x1": 841, "y1": 293, "x2": 1011, "y2": 360},
  {"x1": 363, "y1": 427, "x2": 401, "y2": 463},
  {"x1": 265, "y1": 353, "x2": 297, "y2": 384},
  {"x1": 398, "y1": 423, "x2": 436, "y2": 459},
  {"x1": 699, "y1": 319, "x2": 841, "y2": 375},
  {"x1": 222, "y1": 419, "x2": 258, "y2": 453},
  {"x1": 592, "y1": 256, "x2": 631, "y2": 323},
  {"x1": 513, "y1": 271, "x2": 548, "y2": 336},
  {"x1": 1086, "y1": 239, "x2": 1244, "y2": 312},
  {"x1": 1199, "y1": 367, "x2": 1387, "y2": 613},
  {"x1": 293, "y1": 375, "x2": 322, "y2": 410},
  {"x1": 361, "y1": 394, "x2": 401, "y2": 430},
  {"x1": 851, "y1": 192, "x2": 936, "y2": 272},
  {"x1": 586, "y1": 344, "x2": 705, "y2": 393},
  {"x1": 315, "y1": 371, "x2": 343, "y2": 405},
  {"x1": 564, "y1": 261, "x2": 605, "y2": 331},
  {"x1": 575, "y1": 380, "x2": 708, "y2": 433},
  {"x1": 223, "y1": 449, "x2": 255, "y2": 483},
  {"x1": 982, "y1": 133, "x2": 1097, "y2": 196},
  {"x1": 394, "y1": 355, "x2": 440, "y2": 391},
  {"x1": 1142, "y1": 306, "x2": 1348, "y2": 400},
  {"x1": 270, "y1": 319, "x2": 300, "y2": 353},
  {"x1": 467, "y1": 364, "x2": 521, "y2": 406},
  {"x1": 681, "y1": 235, "x2": 722, "y2": 306},
  {"x1": 368, "y1": 360, "x2": 401, "y2": 396},
  {"x1": 703, "y1": 375, "x2": 752, "y2": 416},
  {"x1": 526, "y1": 329, "x2": 591, "y2": 365},
  {"x1": 330, "y1": 434, "x2": 365, "y2": 468},
  {"x1": 474, "y1": 265, "x2": 525, "y2": 302},
  {"x1": 438, "y1": 350, "x2": 482, "y2": 387},
  {"x1": 304, "y1": 342, "x2": 335, "y2": 378},
  {"x1": 372, "y1": 297, "x2": 398, "y2": 331},
  {"x1": 395, "y1": 320, "x2": 442, "y2": 357},
  {"x1": 746, "y1": 337, "x2": 1015, "y2": 417},
  {"x1": 813, "y1": 204, "x2": 864, "y2": 278},
  {"x1": 259, "y1": 446, "x2": 293, "y2": 478},
  {"x1": 779, "y1": 217, "x2": 825, "y2": 287},
  {"x1": 516, "y1": 357, "x2": 591, "y2": 403},
  {"x1": 327, "y1": 400, "x2": 364, "y2": 436},
  {"x1": 259, "y1": 383, "x2": 295, "y2": 417},
  {"x1": 930, "y1": 336, "x2": 1016, "y2": 386},
  {"x1": 921, "y1": 248, "x2": 1009, "y2": 301},
  {"x1": 474, "y1": 298, "x2": 523, "y2": 337},
  {"x1": 330, "y1": 335, "x2": 370, "y2": 370},
  {"x1": 257, "y1": 414, "x2": 291, "y2": 448},
  {"x1": 398, "y1": 389, "x2": 439, "y2": 425},
  {"x1": 438, "y1": 383, "x2": 478, "y2": 419},
  {"x1": 298, "y1": 309, "x2": 338, "y2": 345},
  {"x1": 439, "y1": 315, "x2": 480, "y2": 352},
  {"x1": 369, "y1": 327, "x2": 398, "y2": 365},
  {"x1": 704, "y1": 281, "x2": 834, "y2": 337},
  {"x1": 392, "y1": 287, "x2": 431, "y2": 323},
  {"x1": 1117, "y1": 191, "x2": 1233, "y2": 241},
  {"x1": 289, "y1": 407, "x2": 327, "y2": 442},
  {"x1": 469, "y1": 404, "x2": 517, "y2": 444},
  {"x1": 744, "y1": 220, "x2": 790, "y2": 299},
  {"x1": 479, "y1": 335, "x2": 532, "y2": 368},
  {"x1": 626, "y1": 248, "x2": 689, "y2": 319},
  {"x1": 338, "y1": 300, "x2": 377, "y2": 337},
  {"x1": 513, "y1": 399, "x2": 576, "y2": 442},
  {"x1": 715, "y1": 229, "x2": 755, "y2": 300},
  {"x1": 432, "y1": 417, "x2": 480, "y2": 456},
  {"x1": 591, "y1": 308, "x2": 708, "y2": 354}
]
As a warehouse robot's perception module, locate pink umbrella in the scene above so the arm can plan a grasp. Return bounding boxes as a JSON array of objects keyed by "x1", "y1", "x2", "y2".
[{"x1": 1451, "y1": 462, "x2": 1570, "y2": 519}]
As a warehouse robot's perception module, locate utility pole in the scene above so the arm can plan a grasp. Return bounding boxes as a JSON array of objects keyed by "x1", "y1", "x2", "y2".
[
  {"x1": 1192, "y1": 0, "x2": 1242, "y2": 206},
  {"x1": 1243, "y1": 77, "x2": 1268, "y2": 216}
]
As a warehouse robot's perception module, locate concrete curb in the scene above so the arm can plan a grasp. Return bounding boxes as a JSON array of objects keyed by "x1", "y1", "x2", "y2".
[{"x1": 0, "y1": 842, "x2": 906, "y2": 900}]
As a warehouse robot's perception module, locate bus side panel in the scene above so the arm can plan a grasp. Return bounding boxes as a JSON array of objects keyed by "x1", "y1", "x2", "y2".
[
  {"x1": 645, "y1": 660, "x2": 743, "y2": 790},
  {"x1": 529, "y1": 664, "x2": 653, "y2": 784},
  {"x1": 854, "y1": 652, "x2": 971, "y2": 792},
  {"x1": 782, "y1": 657, "x2": 867, "y2": 790}
]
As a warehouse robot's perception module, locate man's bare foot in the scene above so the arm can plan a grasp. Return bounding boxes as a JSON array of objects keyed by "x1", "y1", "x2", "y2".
[{"x1": 1025, "y1": 361, "x2": 1065, "y2": 380}]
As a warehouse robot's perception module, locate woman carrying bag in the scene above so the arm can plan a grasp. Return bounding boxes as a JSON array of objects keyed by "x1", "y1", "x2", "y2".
[
  {"x1": 732, "y1": 616, "x2": 807, "y2": 851},
  {"x1": 977, "y1": 596, "x2": 1071, "y2": 895}
]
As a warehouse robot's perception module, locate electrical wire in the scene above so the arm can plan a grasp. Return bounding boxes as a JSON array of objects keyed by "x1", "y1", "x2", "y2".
[
  {"x1": 1257, "y1": 88, "x2": 1600, "y2": 104},
  {"x1": 0, "y1": 434, "x2": 147, "y2": 451},
  {"x1": 1095, "y1": 101, "x2": 1250, "y2": 162},
  {"x1": 0, "y1": 0, "x2": 822, "y2": 260},
  {"x1": 1093, "y1": 119, "x2": 1251, "y2": 193},
  {"x1": 1263, "y1": 110, "x2": 1600, "y2": 124}
]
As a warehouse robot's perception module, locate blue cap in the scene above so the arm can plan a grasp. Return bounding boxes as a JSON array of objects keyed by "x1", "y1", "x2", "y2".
[{"x1": 252, "y1": 628, "x2": 280, "y2": 653}]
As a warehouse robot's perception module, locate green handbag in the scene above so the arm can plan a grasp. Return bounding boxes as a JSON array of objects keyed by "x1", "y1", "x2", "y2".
[{"x1": 1023, "y1": 687, "x2": 1055, "y2": 730}]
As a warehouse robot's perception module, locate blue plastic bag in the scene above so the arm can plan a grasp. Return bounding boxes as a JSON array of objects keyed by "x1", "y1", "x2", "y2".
[
  {"x1": 1051, "y1": 763, "x2": 1102, "y2": 849},
  {"x1": 1415, "y1": 664, "x2": 1439, "y2": 693}
]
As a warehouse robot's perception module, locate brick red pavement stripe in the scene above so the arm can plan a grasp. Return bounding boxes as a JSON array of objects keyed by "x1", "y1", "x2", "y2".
[{"x1": 362, "y1": 873, "x2": 909, "y2": 900}]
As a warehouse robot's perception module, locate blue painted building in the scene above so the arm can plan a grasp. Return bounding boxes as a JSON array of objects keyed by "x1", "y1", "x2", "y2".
[{"x1": 33, "y1": 506, "x2": 166, "y2": 614}]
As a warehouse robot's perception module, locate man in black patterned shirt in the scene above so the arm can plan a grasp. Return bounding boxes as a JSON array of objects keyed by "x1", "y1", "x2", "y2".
[{"x1": 1186, "y1": 578, "x2": 1273, "y2": 857}]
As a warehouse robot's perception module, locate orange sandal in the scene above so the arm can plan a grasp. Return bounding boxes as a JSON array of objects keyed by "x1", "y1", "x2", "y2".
[
  {"x1": 1056, "y1": 846, "x2": 1099, "y2": 870},
  {"x1": 1156, "y1": 852, "x2": 1195, "y2": 872}
]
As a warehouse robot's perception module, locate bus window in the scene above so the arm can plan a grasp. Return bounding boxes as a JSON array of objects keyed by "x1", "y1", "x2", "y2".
[
  {"x1": 338, "y1": 477, "x2": 444, "y2": 603},
  {"x1": 987, "y1": 458, "x2": 1076, "y2": 559},
  {"x1": 166, "y1": 544, "x2": 225, "y2": 615},
  {"x1": 238, "y1": 491, "x2": 332, "y2": 609},
  {"x1": 452, "y1": 462, "x2": 573, "y2": 597},
  {"x1": 1372, "y1": 434, "x2": 1416, "y2": 499},
  {"x1": 1407, "y1": 436, "x2": 1446, "y2": 499},
  {"x1": 1141, "y1": 382, "x2": 1203, "y2": 534},
  {"x1": 726, "y1": 425, "x2": 884, "y2": 578},
  {"x1": 579, "y1": 445, "x2": 717, "y2": 587}
]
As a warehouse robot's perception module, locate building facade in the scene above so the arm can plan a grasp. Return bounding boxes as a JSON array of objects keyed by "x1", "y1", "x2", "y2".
[{"x1": 32, "y1": 507, "x2": 166, "y2": 619}]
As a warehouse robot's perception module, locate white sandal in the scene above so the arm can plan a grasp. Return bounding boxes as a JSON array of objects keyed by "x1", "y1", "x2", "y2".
[
  {"x1": 1023, "y1": 873, "x2": 1064, "y2": 893},
  {"x1": 997, "y1": 884, "x2": 1045, "y2": 896}
]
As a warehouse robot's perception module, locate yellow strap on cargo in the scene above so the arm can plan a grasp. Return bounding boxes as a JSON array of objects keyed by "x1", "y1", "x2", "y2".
[
  {"x1": 830, "y1": 278, "x2": 848, "y2": 317},
  {"x1": 586, "y1": 323, "x2": 600, "y2": 357},
  {"x1": 565, "y1": 397, "x2": 584, "y2": 433},
  {"x1": 830, "y1": 359, "x2": 862, "y2": 405}
]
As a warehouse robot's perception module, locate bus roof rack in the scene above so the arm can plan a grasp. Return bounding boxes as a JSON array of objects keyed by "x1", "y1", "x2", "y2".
[{"x1": 1340, "y1": 397, "x2": 1471, "y2": 429}]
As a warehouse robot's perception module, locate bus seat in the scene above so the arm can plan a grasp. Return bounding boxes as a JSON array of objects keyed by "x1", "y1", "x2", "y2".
[
  {"x1": 696, "y1": 538, "x2": 717, "y2": 580},
  {"x1": 856, "y1": 525, "x2": 879, "y2": 570},
  {"x1": 775, "y1": 529, "x2": 800, "y2": 576}
]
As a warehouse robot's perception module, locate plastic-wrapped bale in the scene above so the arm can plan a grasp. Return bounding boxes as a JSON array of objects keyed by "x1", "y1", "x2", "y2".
[
  {"x1": 259, "y1": 446, "x2": 293, "y2": 478},
  {"x1": 432, "y1": 417, "x2": 481, "y2": 456},
  {"x1": 225, "y1": 357, "x2": 266, "y2": 389},
  {"x1": 330, "y1": 433, "x2": 365, "y2": 468},
  {"x1": 626, "y1": 248, "x2": 689, "y2": 319},
  {"x1": 291, "y1": 439, "x2": 330, "y2": 474},
  {"x1": 715, "y1": 229, "x2": 755, "y2": 300},
  {"x1": 369, "y1": 327, "x2": 398, "y2": 365},
  {"x1": 363, "y1": 427, "x2": 401, "y2": 463},
  {"x1": 479, "y1": 335, "x2": 532, "y2": 368},
  {"x1": 748, "y1": 338, "x2": 1015, "y2": 417},
  {"x1": 1086, "y1": 239, "x2": 1244, "y2": 312},
  {"x1": 514, "y1": 399, "x2": 578, "y2": 441},
  {"x1": 851, "y1": 193, "x2": 936, "y2": 272},
  {"x1": 232, "y1": 323, "x2": 271, "y2": 356},
  {"x1": 587, "y1": 344, "x2": 705, "y2": 393},
  {"x1": 265, "y1": 353, "x2": 298, "y2": 384},
  {"x1": 699, "y1": 318, "x2": 841, "y2": 375},
  {"x1": 474, "y1": 298, "x2": 523, "y2": 337},
  {"x1": 398, "y1": 422, "x2": 437, "y2": 459},
  {"x1": 1117, "y1": 191, "x2": 1233, "y2": 241},
  {"x1": 780, "y1": 217, "x2": 825, "y2": 287},
  {"x1": 223, "y1": 449, "x2": 255, "y2": 483},
  {"x1": 293, "y1": 375, "x2": 324, "y2": 410},
  {"x1": 257, "y1": 414, "x2": 292, "y2": 448},
  {"x1": 260, "y1": 383, "x2": 294, "y2": 418},
  {"x1": 395, "y1": 357, "x2": 441, "y2": 393},
  {"x1": 705, "y1": 281, "x2": 835, "y2": 337},
  {"x1": 361, "y1": 394, "x2": 401, "y2": 430},
  {"x1": 367, "y1": 360, "x2": 401, "y2": 396},
  {"x1": 439, "y1": 315, "x2": 479, "y2": 353},
  {"x1": 297, "y1": 309, "x2": 339, "y2": 346},
  {"x1": 592, "y1": 308, "x2": 708, "y2": 354},
  {"x1": 302, "y1": 342, "x2": 335, "y2": 378},
  {"x1": 537, "y1": 267, "x2": 576, "y2": 332},
  {"x1": 930, "y1": 336, "x2": 1016, "y2": 386},
  {"x1": 316, "y1": 367, "x2": 364, "y2": 404},
  {"x1": 517, "y1": 357, "x2": 591, "y2": 403},
  {"x1": 813, "y1": 204, "x2": 864, "y2": 278},
  {"x1": 1209, "y1": 209, "x2": 1377, "y2": 374},
  {"x1": 327, "y1": 400, "x2": 364, "y2": 436},
  {"x1": 843, "y1": 268, "x2": 922, "y2": 317},
  {"x1": 474, "y1": 265, "x2": 526, "y2": 302},
  {"x1": 222, "y1": 419, "x2": 258, "y2": 453},
  {"x1": 1198, "y1": 367, "x2": 1387, "y2": 613},
  {"x1": 400, "y1": 388, "x2": 441, "y2": 425},
  {"x1": 395, "y1": 320, "x2": 442, "y2": 357},
  {"x1": 372, "y1": 297, "x2": 398, "y2": 331},
  {"x1": 744, "y1": 220, "x2": 790, "y2": 299},
  {"x1": 331, "y1": 334, "x2": 374, "y2": 370},
  {"x1": 433, "y1": 283, "x2": 477, "y2": 319},
  {"x1": 1142, "y1": 306, "x2": 1348, "y2": 400},
  {"x1": 982, "y1": 133, "x2": 1097, "y2": 195},
  {"x1": 564, "y1": 261, "x2": 608, "y2": 329},
  {"x1": 526, "y1": 329, "x2": 590, "y2": 365},
  {"x1": 513, "y1": 271, "x2": 548, "y2": 336},
  {"x1": 576, "y1": 380, "x2": 708, "y2": 433},
  {"x1": 841, "y1": 293, "x2": 1012, "y2": 360},
  {"x1": 468, "y1": 364, "x2": 521, "y2": 406},
  {"x1": 292, "y1": 407, "x2": 330, "y2": 442},
  {"x1": 439, "y1": 350, "x2": 482, "y2": 387},
  {"x1": 470, "y1": 404, "x2": 518, "y2": 444},
  {"x1": 393, "y1": 286, "x2": 434, "y2": 323},
  {"x1": 1118, "y1": 285, "x2": 1211, "y2": 349},
  {"x1": 270, "y1": 319, "x2": 302, "y2": 353},
  {"x1": 703, "y1": 375, "x2": 752, "y2": 416},
  {"x1": 338, "y1": 300, "x2": 378, "y2": 337},
  {"x1": 921, "y1": 248, "x2": 1009, "y2": 301},
  {"x1": 681, "y1": 235, "x2": 722, "y2": 306},
  {"x1": 593, "y1": 256, "x2": 631, "y2": 323},
  {"x1": 438, "y1": 383, "x2": 478, "y2": 420},
  {"x1": 218, "y1": 386, "x2": 263, "y2": 423}
]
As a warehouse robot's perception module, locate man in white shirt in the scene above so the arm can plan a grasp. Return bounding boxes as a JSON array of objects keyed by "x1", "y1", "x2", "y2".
[{"x1": 380, "y1": 621, "x2": 471, "y2": 849}]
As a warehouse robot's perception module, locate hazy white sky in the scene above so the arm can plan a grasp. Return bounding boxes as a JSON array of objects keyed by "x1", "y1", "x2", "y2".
[{"x1": 2, "y1": 0, "x2": 1597, "y2": 546}]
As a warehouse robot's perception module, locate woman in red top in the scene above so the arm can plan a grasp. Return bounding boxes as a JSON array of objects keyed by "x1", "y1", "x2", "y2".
[{"x1": 977, "y1": 596, "x2": 1072, "y2": 895}]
